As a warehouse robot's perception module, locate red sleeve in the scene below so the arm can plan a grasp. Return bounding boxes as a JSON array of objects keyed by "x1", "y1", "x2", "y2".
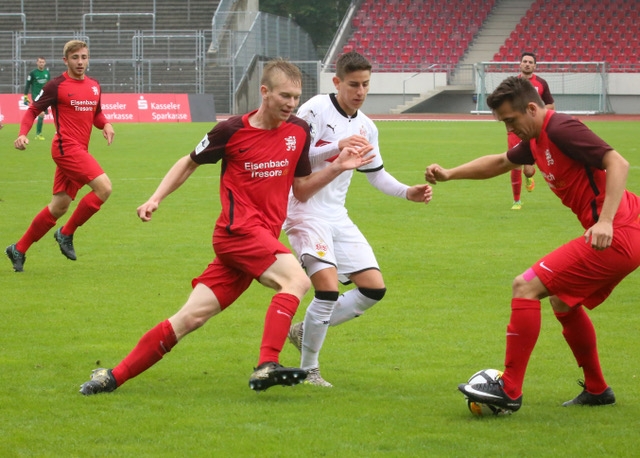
[
  {"x1": 93, "y1": 99, "x2": 108, "y2": 130},
  {"x1": 18, "y1": 107, "x2": 39, "y2": 136}
]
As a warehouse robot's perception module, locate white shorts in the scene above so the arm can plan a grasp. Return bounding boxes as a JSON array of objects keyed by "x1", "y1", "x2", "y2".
[{"x1": 284, "y1": 216, "x2": 379, "y2": 284}]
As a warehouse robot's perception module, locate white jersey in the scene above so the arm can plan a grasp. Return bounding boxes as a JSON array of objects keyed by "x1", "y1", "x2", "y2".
[{"x1": 285, "y1": 93, "x2": 383, "y2": 224}]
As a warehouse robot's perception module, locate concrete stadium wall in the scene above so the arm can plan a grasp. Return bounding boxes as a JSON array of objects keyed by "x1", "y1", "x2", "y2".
[{"x1": 320, "y1": 72, "x2": 640, "y2": 115}]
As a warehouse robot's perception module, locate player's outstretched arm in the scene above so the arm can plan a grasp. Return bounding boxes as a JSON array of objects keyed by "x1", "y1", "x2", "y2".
[
  {"x1": 137, "y1": 155, "x2": 200, "y2": 222},
  {"x1": 425, "y1": 153, "x2": 515, "y2": 184}
]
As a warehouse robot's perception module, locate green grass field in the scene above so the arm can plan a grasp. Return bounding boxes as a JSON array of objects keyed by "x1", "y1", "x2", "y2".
[{"x1": 1, "y1": 119, "x2": 639, "y2": 457}]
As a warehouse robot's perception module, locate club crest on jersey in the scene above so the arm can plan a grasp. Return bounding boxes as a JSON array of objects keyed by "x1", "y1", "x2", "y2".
[
  {"x1": 314, "y1": 241, "x2": 328, "y2": 257},
  {"x1": 359, "y1": 125, "x2": 367, "y2": 137},
  {"x1": 285, "y1": 136, "x2": 297, "y2": 151},
  {"x1": 92, "y1": 86, "x2": 99, "y2": 96}
]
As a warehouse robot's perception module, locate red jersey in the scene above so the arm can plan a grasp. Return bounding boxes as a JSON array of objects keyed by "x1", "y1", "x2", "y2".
[
  {"x1": 19, "y1": 71, "x2": 108, "y2": 154},
  {"x1": 527, "y1": 74, "x2": 554, "y2": 106},
  {"x1": 508, "y1": 110, "x2": 640, "y2": 229},
  {"x1": 190, "y1": 110, "x2": 312, "y2": 237}
]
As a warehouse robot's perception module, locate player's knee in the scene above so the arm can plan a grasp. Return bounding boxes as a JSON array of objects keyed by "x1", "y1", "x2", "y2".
[
  {"x1": 512, "y1": 274, "x2": 541, "y2": 299},
  {"x1": 289, "y1": 271, "x2": 311, "y2": 297},
  {"x1": 315, "y1": 290, "x2": 339, "y2": 302},
  {"x1": 358, "y1": 287, "x2": 386, "y2": 302}
]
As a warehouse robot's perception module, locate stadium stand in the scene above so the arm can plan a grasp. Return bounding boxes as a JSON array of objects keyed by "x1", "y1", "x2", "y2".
[
  {"x1": 493, "y1": 0, "x2": 639, "y2": 71},
  {"x1": 340, "y1": 0, "x2": 637, "y2": 72},
  {"x1": 343, "y1": 0, "x2": 497, "y2": 69}
]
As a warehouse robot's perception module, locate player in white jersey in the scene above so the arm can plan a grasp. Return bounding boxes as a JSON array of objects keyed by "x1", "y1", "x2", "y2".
[{"x1": 284, "y1": 51, "x2": 433, "y2": 386}]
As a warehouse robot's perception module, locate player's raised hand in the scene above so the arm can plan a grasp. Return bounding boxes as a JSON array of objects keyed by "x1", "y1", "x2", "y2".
[
  {"x1": 14, "y1": 135, "x2": 29, "y2": 150},
  {"x1": 407, "y1": 183, "x2": 433, "y2": 204},
  {"x1": 424, "y1": 164, "x2": 450, "y2": 184},
  {"x1": 338, "y1": 134, "x2": 370, "y2": 151},
  {"x1": 137, "y1": 200, "x2": 159, "y2": 222},
  {"x1": 337, "y1": 144, "x2": 375, "y2": 170}
]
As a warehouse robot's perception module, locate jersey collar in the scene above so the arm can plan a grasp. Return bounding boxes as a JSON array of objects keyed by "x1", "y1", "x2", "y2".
[{"x1": 330, "y1": 93, "x2": 358, "y2": 120}]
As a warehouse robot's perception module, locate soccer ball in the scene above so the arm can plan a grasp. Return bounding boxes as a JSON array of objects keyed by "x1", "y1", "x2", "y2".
[{"x1": 464, "y1": 368, "x2": 511, "y2": 417}]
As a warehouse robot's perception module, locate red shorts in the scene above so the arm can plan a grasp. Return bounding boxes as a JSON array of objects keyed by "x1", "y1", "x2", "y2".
[
  {"x1": 531, "y1": 220, "x2": 640, "y2": 309},
  {"x1": 52, "y1": 146, "x2": 104, "y2": 199},
  {"x1": 192, "y1": 226, "x2": 291, "y2": 309}
]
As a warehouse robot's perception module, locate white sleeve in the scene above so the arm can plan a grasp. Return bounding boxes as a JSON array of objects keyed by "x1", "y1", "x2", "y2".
[
  {"x1": 365, "y1": 168, "x2": 409, "y2": 199},
  {"x1": 309, "y1": 142, "x2": 341, "y2": 167}
]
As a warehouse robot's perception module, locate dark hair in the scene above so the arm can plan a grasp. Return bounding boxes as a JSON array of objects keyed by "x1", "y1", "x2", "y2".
[
  {"x1": 335, "y1": 51, "x2": 371, "y2": 79},
  {"x1": 520, "y1": 52, "x2": 536, "y2": 63},
  {"x1": 487, "y1": 76, "x2": 544, "y2": 112},
  {"x1": 261, "y1": 58, "x2": 302, "y2": 89}
]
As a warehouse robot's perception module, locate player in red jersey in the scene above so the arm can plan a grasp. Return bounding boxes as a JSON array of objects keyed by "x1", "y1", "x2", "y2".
[
  {"x1": 79, "y1": 59, "x2": 374, "y2": 395},
  {"x1": 7, "y1": 40, "x2": 115, "y2": 272},
  {"x1": 509, "y1": 52, "x2": 554, "y2": 210},
  {"x1": 426, "y1": 76, "x2": 640, "y2": 412}
]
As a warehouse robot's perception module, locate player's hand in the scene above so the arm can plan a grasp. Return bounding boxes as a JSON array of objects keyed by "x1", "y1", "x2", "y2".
[
  {"x1": 407, "y1": 183, "x2": 433, "y2": 204},
  {"x1": 584, "y1": 220, "x2": 613, "y2": 250},
  {"x1": 103, "y1": 123, "x2": 115, "y2": 145},
  {"x1": 137, "y1": 201, "x2": 159, "y2": 222},
  {"x1": 336, "y1": 144, "x2": 375, "y2": 170},
  {"x1": 23, "y1": 96, "x2": 29, "y2": 106},
  {"x1": 424, "y1": 164, "x2": 450, "y2": 184},
  {"x1": 338, "y1": 135, "x2": 370, "y2": 151},
  {"x1": 14, "y1": 135, "x2": 29, "y2": 150}
]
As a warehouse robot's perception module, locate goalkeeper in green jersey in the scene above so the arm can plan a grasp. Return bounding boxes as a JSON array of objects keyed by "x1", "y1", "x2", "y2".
[{"x1": 23, "y1": 57, "x2": 51, "y2": 140}]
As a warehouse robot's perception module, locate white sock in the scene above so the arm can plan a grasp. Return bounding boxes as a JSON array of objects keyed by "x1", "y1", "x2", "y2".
[
  {"x1": 300, "y1": 297, "x2": 336, "y2": 370},
  {"x1": 329, "y1": 288, "x2": 378, "y2": 326}
]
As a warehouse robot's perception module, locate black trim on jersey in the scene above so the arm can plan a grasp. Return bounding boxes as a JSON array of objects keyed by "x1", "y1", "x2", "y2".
[
  {"x1": 584, "y1": 165, "x2": 601, "y2": 223},
  {"x1": 225, "y1": 188, "x2": 235, "y2": 234},
  {"x1": 53, "y1": 105, "x2": 64, "y2": 156},
  {"x1": 358, "y1": 164, "x2": 384, "y2": 173},
  {"x1": 329, "y1": 93, "x2": 358, "y2": 120}
]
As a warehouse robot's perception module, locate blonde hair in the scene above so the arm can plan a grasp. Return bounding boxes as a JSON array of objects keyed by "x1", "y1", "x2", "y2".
[
  {"x1": 261, "y1": 58, "x2": 302, "y2": 89},
  {"x1": 63, "y1": 40, "x2": 89, "y2": 58}
]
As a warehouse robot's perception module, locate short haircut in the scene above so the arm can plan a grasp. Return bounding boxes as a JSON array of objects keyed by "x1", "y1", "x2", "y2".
[
  {"x1": 487, "y1": 76, "x2": 544, "y2": 112},
  {"x1": 261, "y1": 58, "x2": 302, "y2": 89},
  {"x1": 335, "y1": 51, "x2": 371, "y2": 79},
  {"x1": 520, "y1": 51, "x2": 537, "y2": 63},
  {"x1": 63, "y1": 40, "x2": 89, "y2": 58}
]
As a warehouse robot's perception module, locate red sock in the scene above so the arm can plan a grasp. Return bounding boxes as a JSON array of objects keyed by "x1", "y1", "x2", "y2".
[
  {"x1": 510, "y1": 168, "x2": 522, "y2": 202},
  {"x1": 501, "y1": 298, "x2": 541, "y2": 399},
  {"x1": 111, "y1": 320, "x2": 177, "y2": 386},
  {"x1": 16, "y1": 206, "x2": 57, "y2": 253},
  {"x1": 258, "y1": 293, "x2": 300, "y2": 366},
  {"x1": 555, "y1": 306, "x2": 608, "y2": 394},
  {"x1": 62, "y1": 191, "x2": 104, "y2": 235}
]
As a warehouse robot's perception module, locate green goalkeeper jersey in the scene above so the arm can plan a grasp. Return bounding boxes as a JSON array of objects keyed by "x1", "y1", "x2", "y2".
[{"x1": 24, "y1": 67, "x2": 51, "y2": 98}]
